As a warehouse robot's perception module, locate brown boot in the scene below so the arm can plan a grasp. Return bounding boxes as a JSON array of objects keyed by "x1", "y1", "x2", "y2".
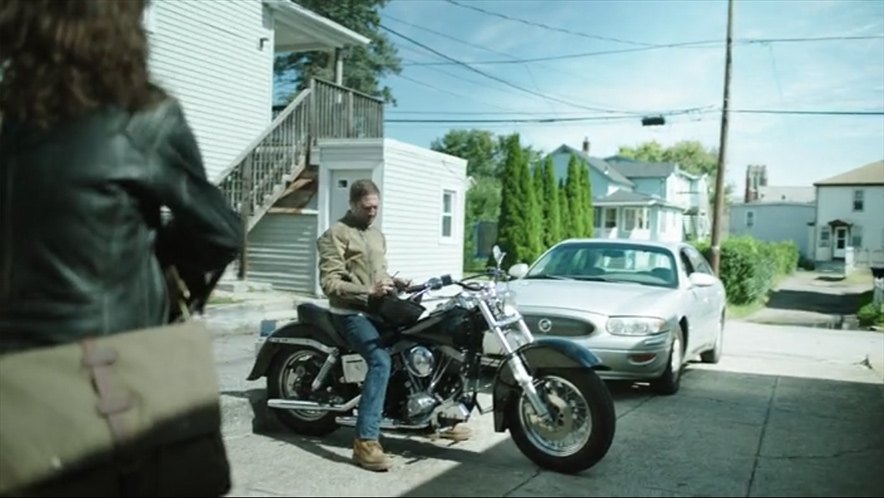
[
  {"x1": 352, "y1": 438, "x2": 393, "y2": 471},
  {"x1": 430, "y1": 423, "x2": 472, "y2": 442}
]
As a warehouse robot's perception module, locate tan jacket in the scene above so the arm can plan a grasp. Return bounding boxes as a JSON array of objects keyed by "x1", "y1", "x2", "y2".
[{"x1": 316, "y1": 212, "x2": 393, "y2": 310}]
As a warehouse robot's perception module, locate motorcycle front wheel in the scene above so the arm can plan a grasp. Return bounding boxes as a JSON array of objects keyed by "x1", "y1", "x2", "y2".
[{"x1": 506, "y1": 367, "x2": 616, "y2": 474}]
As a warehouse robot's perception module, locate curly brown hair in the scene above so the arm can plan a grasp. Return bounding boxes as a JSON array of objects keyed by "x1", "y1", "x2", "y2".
[{"x1": 0, "y1": 0, "x2": 163, "y2": 128}]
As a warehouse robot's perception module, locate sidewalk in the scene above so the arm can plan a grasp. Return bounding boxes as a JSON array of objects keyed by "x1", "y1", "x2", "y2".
[{"x1": 745, "y1": 270, "x2": 875, "y2": 330}]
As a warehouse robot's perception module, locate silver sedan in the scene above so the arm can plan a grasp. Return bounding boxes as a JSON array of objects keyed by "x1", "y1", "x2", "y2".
[{"x1": 484, "y1": 239, "x2": 727, "y2": 395}]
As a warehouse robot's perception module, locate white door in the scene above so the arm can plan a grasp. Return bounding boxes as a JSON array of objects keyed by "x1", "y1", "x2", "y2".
[
  {"x1": 329, "y1": 169, "x2": 374, "y2": 224},
  {"x1": 833, "y1": 226, "x2": 848, "y2": 259}
]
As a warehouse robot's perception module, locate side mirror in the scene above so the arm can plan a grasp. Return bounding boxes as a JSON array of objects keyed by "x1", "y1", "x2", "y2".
[
  {"x1": 689, "y1": 272, "x2": 717, "y2": 287},
  {"x1": 508, "y1": 263, "x2": 529, "y2": 279},
  {"x1": 492, "y1": 245, "x2": 505, "y2": 267}
]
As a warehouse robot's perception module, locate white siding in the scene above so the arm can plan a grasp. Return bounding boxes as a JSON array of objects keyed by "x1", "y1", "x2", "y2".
[
  {"x1": 814, "y1": 185, "x2": 884, "y2": 261},
  {"x1": 146, "y1": 0, "x2": 274, "y2": 182},
  {"x1": 380, "y1": 139, "x2": 467, "y2": 283},
  {"x1": 729, "y1": 203, "x2": 816, "y2": 258}
]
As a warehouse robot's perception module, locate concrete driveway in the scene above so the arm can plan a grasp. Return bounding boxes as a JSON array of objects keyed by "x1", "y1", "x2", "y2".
[{"x1": 212, "y1": 320, "x2": 884, "y2": 497}]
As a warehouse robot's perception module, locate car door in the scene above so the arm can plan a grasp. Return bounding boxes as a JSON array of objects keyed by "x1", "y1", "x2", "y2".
[{"x1": 678, "y1": 249, "x2": 715, "y2": 350}]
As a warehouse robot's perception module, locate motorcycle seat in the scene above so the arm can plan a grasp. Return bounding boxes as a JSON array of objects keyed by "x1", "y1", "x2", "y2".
[
  {"x1": 296, "y1": 303, "x2": 400, "y2": 350},
  {"x1": 296, "y1": 303, "x2": 350, "y2": 350}
]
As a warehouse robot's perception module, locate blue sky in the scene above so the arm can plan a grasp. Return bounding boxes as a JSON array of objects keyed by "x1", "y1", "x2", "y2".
[{"x1": 373, "y1": 0, "x2": 884, "y2": 191}]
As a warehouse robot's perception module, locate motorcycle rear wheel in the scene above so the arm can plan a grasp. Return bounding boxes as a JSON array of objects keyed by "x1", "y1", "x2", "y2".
[
  {"x1": 267, "y1": 346, "x2": 341, "y2": 436},
  {"x1": 506, "y1": 367, "x2": 616, "y2": 474}
]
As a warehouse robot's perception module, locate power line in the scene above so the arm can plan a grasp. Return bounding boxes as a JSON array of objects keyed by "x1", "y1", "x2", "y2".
[
  {"x1": 443, "y1": 0, "x2": 884, "y2": 56},
  {"x1": 445, "y1": 0, "x2": 658, "y2": 47},
  {"x1": 383, "y1": 108, "x2": 884, "y2": 123},
  {"x1": 401, "y1": 35, "x2": 884, "y2": 67},
  {"x1": 385, "y1": 13, "x2": 560, "y2": 115},
  {"x1": 379, "y1": 23, "x2": 637, "y2": 115},
  {"x1": 386, "y1": 16, "x2": 636, "y2": 115}
]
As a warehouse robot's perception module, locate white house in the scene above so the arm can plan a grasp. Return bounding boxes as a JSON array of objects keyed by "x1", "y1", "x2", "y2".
[
  {"x1": 143, "y1": 0, "x2": 467, "y2": 295},
  {"x1": 546, "y1": 141, "x2": 711, "y2": 243},
  {"x1": 728, "y1": 202, "x2": 816, "y2": 259},
  {"x1": 812, "y1": 160, "x2": 884, "y2": 267}
]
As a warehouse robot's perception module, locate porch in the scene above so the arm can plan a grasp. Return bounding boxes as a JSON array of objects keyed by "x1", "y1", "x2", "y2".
[
  {"x1": 592, "y1": 191, "x2": 685, "y2": 242},
  {"x1": 216, "y1": 1, "x2": 386, "y2": 280}
]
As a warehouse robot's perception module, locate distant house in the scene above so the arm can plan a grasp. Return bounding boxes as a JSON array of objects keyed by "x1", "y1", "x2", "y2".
[
  {"x1": 812, "y1": 160, "x2": 884, "y2": 268},
  {"x1": 545, "y1": 140, "x2": 711, "y2": 243},
  {"x1": 756, "y1": 186, "x2": 816, "y2": 203},
  {"x1": 728, "y1": 202, "x2": 816, "y2": 259}
]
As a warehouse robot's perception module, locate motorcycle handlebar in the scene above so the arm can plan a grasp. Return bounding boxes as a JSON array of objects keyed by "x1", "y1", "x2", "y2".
[{"x1": 403, "y1": 274, "x2": 454, "y2": 294}]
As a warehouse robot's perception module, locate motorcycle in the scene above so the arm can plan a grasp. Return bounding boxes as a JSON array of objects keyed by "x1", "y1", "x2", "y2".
[{"x1": 246, "y1": 246, "x2": 616, "y2": 474}]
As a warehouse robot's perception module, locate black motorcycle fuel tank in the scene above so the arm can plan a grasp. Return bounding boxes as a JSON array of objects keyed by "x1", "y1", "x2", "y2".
[{"x1": 400, "y1": 306, "x2": 486, "y2": 350}]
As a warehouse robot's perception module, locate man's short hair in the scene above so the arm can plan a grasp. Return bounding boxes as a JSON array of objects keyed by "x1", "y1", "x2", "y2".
[{"x1": 350, "y1": 179, "x2": 380, "y2": 204}]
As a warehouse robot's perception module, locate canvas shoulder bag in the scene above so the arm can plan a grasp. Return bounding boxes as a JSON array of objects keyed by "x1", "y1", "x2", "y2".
[{"x1": 0, "y1": 268, "x2": 231, "y2": 496}]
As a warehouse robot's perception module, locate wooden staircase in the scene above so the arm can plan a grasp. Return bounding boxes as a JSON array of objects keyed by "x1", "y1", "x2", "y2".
[{"x1": 214, "y1": 78, "x2": 384, "y2": 280}]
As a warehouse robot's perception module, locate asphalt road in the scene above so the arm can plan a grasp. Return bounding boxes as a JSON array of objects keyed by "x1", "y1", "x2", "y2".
[{"x1": 209, "y1": 319, "x2": 884, "y2": 497}]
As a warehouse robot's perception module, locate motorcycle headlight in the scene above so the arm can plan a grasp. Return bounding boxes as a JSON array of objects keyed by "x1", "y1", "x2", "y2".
[
  {"x1": 498, "y1": 289, "x2": 519, "y2": 316},
  {"x1": 606, "y1": 316, "x2": 669, "y2": 336}
]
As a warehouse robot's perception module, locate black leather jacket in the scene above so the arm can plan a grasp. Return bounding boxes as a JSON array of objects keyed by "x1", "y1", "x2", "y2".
[{"x1": 0, "y1": 97, "x2": 243, "y2": 353}]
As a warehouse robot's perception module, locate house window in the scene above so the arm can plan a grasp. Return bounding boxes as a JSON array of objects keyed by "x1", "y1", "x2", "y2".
[
  {"x1": 593, "y1": 208, "x2": 602, "y2": 228},
  {"x1": 638, "y1": 208, "x2": 649, "y2": 229},
  {"x1": 746, "y1": 211, "x2": 755, "y2": 227},
  {"x1": 624, "y1": 209, "x2": 636, "y2": 230},
  {"x1": 819, "y1": 226, "x2": 830, "y2": 247},
  {"x1": 604, "y1": 209, "x2": 616, "y2": 228},
  {"x1": 851, "y1": 225, "x2": 863, "y2": 248},
  {"x1": 441, "y1": 190, "x2": 454, "y2": 238},
  {"x1": 624, "y1": 208, "x2": 648, "y2": 230},
  {"x1": 853, "y1": 190, "x2": 864, "y2": 211}
]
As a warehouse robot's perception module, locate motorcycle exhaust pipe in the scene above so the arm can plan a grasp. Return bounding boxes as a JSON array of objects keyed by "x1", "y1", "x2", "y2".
[
  {"x1": 267, "y1": 395, "x2": 360, "y2": 412},
  {"x1": 335, "y1": 416, "x2": 430, "y2": 430}
]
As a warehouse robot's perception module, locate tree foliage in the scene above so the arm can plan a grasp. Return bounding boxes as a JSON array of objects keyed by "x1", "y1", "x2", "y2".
[
  {"x1": 617, "y1": 139, "x2": 735, "y2": 203},
  {"x1": 273, "y1": 0, "x2": 402, "y2": 104},
  {"x1": 540, "y1": 157, "x2": 563, "y2": 248},
  {"x1": 495, "y1": 134, "x2": 542, "y2": 267}
]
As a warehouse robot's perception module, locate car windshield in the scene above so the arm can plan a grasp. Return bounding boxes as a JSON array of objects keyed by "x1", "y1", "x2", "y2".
[{"x1": 525, "y1": 242, "x2": 679, "y2": 288}]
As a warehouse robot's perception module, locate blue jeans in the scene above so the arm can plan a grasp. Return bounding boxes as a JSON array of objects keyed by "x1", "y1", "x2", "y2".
[{"x1": 331, "y1": 313, "x2": 391, "y2": 440}]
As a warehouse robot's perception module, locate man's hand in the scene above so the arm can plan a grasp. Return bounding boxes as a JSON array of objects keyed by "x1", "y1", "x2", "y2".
[
  {"x1": 370, "y1": 280, "x2": 394, "y2": 297},
  {"x1": 393, "y1": 277, "x2": 412, "y2": 291}
]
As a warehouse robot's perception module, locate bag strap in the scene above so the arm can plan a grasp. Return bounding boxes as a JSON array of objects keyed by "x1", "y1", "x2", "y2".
[{"x1": 81, "y1": 339, "x2": 134, "y2": 444}]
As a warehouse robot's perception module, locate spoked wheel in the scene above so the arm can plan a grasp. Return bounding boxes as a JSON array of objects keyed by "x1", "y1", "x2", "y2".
[
  {"x1": 507, "y1": 368, "x2": 616, "y2": 474},
  {"x1": 266, "y1": 346, "x2": 341, "y2": 436}
]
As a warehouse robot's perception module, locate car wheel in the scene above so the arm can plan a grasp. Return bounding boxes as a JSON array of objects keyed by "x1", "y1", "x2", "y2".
[
  {"x1": 650, "y1": 327, "x2": 683, "y2": 395},
  {"x1": 700, "y1": 312, "x2": 724, "y2": 364}
]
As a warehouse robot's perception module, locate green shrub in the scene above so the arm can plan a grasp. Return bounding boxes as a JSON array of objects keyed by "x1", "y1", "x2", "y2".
[
  {"x1": 857, "y1": 292, "x2": 884, "y2": 327},
  {"x1": 692, "y1": 236, "x2": 801, "y2": 306}
]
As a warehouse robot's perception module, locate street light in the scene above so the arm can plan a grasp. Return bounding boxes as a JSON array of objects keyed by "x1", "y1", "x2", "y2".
[{"x1": 641, "y1": 115, "x2": 666, "y2": 126}]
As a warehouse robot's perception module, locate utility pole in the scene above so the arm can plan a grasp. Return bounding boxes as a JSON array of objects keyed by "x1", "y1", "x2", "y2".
[{"x1": 710, "y1": 0, "x2": 734, "y2": 275}]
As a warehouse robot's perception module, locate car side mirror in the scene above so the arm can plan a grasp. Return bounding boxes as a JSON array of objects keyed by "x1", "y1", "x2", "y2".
[
  {"x1": 508, "y1": 263, "x2": 529, "y2": 279},
  {"x1": 689, "y1": 272, "x2": 717, "y2": 287}
]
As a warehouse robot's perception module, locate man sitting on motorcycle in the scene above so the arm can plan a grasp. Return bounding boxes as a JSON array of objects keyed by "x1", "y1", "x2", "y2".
[{"x1": 316, "y1": 178, "x2": 471, "y2": 471}]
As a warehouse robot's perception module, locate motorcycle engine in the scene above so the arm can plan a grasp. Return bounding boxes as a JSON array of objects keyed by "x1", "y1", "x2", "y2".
[
  {"x1": 406, "y1": 392, "x2": 438, "y2": 420},
  {"x1": 405, "y1": 346, "x2": 435, "y2": 378}
]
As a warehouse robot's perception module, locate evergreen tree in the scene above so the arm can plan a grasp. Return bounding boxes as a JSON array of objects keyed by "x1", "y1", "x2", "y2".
[
  {"x1": 565, "y1": 155, "x2": 586, "y2": 239},
  {"x1": 541, "y1": 157, "x2": 563, "y2": 246},
  {"x1": 523, "y1": 149, "x2": 544, "y2": 263},
  {"x1": 495, "y1": 134, "x2": 542, "y2": 267},
  {"x1": 579, "y1": 160, "x2": 594, "y2": 237},
  {"x1": 584, "y1": 160, "x2": 595, "y2": 237},
  {"x1": 559, "y1": 178, "x2": 572, "y2": 240}
]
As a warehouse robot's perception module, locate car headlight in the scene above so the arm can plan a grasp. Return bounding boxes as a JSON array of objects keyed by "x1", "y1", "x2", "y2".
[{"x1": 606, "y1": 316, "x2": 669, "y2": 336}]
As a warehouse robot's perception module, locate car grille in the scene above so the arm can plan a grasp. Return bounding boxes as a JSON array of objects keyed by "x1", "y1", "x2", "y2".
[{"x1": 521, "y1": 314, "x2": 595, "y2": 337}]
